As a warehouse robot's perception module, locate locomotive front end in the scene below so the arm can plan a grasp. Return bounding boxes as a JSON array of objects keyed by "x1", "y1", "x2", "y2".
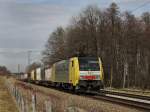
[{"x1": 77, "y1": 57, "x2": 104, "y2": 91}]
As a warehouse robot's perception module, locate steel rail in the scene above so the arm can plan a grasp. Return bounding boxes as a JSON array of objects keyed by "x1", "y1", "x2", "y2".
[
  {"x1": 20, "y1": 80, "x2": 150, "y2": 111},
  {"x1": 101, "y1": 90, "x2": 150, "y2": 101},
  {"x1": 92, "y1": 95, "x2": 150, "y2": 111},
  {"x1": 87, "y1": 91, "x2": 150, "y2": 111}
]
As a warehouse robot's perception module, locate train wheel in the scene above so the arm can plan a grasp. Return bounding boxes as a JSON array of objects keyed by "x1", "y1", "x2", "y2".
[{"x1": 73, "y1": 86, "x2": 79, "y2": 94}]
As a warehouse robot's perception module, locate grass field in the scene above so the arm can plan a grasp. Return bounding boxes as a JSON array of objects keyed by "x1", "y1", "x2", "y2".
[
  {"x1": 3, "y1": 76, "x2": 145, "y2": 112},
  {"x1": 13, "y1": 79, "x2": 142, "y2": 112},
  {"x1": 0, "y1": 76, "x2": 19, "y2": 112}
]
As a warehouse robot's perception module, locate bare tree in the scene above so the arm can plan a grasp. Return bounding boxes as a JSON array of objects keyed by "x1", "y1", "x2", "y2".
[
  {"x1": 0, "y1": 66, "x2": 10, "y2": 75},
  {"x1": 41, "y1": 3, "x2": 150, "y2": 89}
]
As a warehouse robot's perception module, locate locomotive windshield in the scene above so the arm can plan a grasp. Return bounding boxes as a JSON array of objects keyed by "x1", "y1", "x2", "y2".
[{"x1": 78, "y1": 57, "x2": 100, "y2": 71}]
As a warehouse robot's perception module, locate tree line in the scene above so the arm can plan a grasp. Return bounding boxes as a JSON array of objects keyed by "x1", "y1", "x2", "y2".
[
  {"x1": 0, "y1": 66, "x2": 10, "y2": 75},
  {"x1": 41, "y1": 3, "x2": 150, "y2": 89}
]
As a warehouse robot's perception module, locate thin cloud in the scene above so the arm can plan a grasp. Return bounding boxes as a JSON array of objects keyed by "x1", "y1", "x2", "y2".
[
  {"x1": 8, "y1": 3, "x2": 66, "y2": 24},
  {"x1": 0, "y1": 0, "x2": 149, "y2": 72},
  {"x1": 115, "y1": 0, "x2": 149, "y2": 4}
]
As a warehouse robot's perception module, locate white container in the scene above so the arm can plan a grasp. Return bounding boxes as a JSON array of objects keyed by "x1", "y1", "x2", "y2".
[
  {"x1": 45, "y1": 68, "x2": 52, "y2": 81},
  {"x1": 31, "y1": 70, "x2": 35, "y2": 80},
  {"x1": 24, "y1": 73, "x2": 28, "y2": 79},
  {"x1": 36, "y1": 68, "x2": 41, "y2": 81}
]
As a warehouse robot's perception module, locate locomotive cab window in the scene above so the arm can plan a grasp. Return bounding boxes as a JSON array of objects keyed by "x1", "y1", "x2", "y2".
[{"x1": 78, "y1": 57, "x2": 100, "y2": 71}]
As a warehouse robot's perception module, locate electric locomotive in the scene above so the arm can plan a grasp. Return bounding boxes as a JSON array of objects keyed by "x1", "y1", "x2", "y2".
[{"x1": 27, "y1": 57, "x2": 104, "y2": 92}]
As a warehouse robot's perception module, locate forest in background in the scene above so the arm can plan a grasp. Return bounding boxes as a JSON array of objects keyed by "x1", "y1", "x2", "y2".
[
  {"x1": 39, "y1": 3, "x2": 150, "y2": 89},
  {"x1": 0, "y1": 66, "x2": 10, "y2": 75}
]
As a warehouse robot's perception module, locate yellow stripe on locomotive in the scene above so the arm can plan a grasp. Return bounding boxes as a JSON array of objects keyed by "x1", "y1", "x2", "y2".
[{"x1": 51, "y1": 57, "x2": 104, "y2": 91}]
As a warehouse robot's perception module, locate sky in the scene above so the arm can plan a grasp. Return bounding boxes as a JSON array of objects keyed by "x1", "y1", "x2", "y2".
[{"x1": 0, "y1": 0, "x2": 150, "y2": 72}]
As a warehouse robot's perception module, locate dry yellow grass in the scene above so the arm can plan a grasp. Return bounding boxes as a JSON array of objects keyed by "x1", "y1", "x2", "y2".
[
  {"x1": 16, "y1": 81, "x2": 142, "y2": 112},
  {"x1": 5, "y1": 77, "x2": 144, "y2": 112},
  {"x1": 0, "y1": 76, "x2": 19, "y2": 112}
]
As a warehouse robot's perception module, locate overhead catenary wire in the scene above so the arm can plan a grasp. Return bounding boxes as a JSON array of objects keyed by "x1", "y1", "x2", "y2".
[
  {"x1": 0, "y1": 48, "x2": 42, "y2": 53},
  {"x1": 130, "y1": 0, "x2": 150, "y2": 13},
  {"x1": 0, "y1": 48, "x2": 43, "y2": 68}
]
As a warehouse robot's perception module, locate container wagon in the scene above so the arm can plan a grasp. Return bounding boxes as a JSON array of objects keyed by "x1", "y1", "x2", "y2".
[{"x1": 28, "y1": 57, "x2": 104, "y2": 92}]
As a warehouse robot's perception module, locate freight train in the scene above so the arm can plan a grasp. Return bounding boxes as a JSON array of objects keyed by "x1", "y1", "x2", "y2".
[{"x1": 23, "y1": 57, "x2": 104, "y2": 92}]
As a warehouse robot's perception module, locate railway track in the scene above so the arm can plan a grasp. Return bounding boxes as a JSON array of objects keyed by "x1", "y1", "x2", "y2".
[
  {"x1": 20, "y1": 80, "x2": 150, "y2": 111},
  {"x1": 101, "y1": 90, "x2": 150, "y2": 100},
  {"x1": 89, "y1": 90, "x2": 150, "y2": 111}
]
